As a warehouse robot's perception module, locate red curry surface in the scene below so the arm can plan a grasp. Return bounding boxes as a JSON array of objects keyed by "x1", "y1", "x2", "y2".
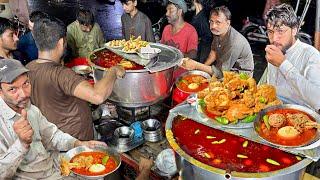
[
  {"x1": 92, "y1": 49, "x2": 144, "y2": 70},
  {"x1": 172, "y1": 116, "x2": 301, "y2": 173},
  {"x1": 71, "y1": 152, "x2": 117, "y2": 176},
  {"x1": 176, "y1": 74, "x2": 209, "y2": 93},
  {"x1": 258, "y1": 108, "x2": 317, "y2": 146}
]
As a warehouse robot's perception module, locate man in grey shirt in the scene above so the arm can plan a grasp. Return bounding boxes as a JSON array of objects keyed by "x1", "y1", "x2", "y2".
[
  {"x1": 120, "y1": 0, "x2": 155, "y2": 42},
  {"x1": 180, "y1": 6, "x2": 254, "y2": 76}
]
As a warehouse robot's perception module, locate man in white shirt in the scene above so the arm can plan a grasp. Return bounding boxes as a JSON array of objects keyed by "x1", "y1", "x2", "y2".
[
  {"x1": 264, "y1": 4, "x2": 320, "y2": 113},
  {"x1": 0, "y1": 59, "x2": 106, "y2": 179}
]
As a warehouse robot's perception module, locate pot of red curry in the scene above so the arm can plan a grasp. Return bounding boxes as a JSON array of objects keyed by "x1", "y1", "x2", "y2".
[{"x1": 166, "y1": 115, "x2": 313, "y2": 180}]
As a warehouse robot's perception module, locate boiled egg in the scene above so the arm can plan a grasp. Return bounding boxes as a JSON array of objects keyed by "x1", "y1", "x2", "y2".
[
  {"x1": 88, "y1": 164, "x2": 106, "y2": 173},
  {"x1": 277, "y1": 126, "x2": 300, "y2": 139},
  {"x1": 188, "y1": 83, "x2": 199, "y2": 90}
]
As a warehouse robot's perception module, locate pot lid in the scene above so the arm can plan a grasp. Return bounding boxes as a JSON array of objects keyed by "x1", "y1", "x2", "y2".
[{"x1": 89, "y1": 43, "x2": 183, "y2": 73}]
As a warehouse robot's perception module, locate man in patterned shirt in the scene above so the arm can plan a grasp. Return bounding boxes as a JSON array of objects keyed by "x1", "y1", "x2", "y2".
[{"x1": 0, "y1": 59, "x2": 106, "y2": 179}]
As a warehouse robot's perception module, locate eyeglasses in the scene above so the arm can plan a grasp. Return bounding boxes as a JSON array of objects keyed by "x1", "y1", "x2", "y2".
[
  {"x1": 209, "y1": 20, "x2": 222, "y2": 26},
  {"x1": 266, "y1": 28, "x2": 289, "y2": 37}
]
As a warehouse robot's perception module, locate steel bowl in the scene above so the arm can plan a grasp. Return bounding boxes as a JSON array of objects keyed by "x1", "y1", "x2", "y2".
[
  {"x1": 113, "y1": 126, "x2": 134, "y2": 144},
  {"x1": 63, "y1": 145, "x2": 121, "y2": 179},
  {"x1": 142, "y1": 118, "x2": 163, "y2": 142},
  {"x1": 254, "y1": 104, "x2": 320, "y2": 148},
  {"x1": 172, "y1": 70, "x2": 211, "y2": 105}
]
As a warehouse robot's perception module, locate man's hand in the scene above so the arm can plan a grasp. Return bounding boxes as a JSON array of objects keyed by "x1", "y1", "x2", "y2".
[
  {"x1": 74, "y1": 140, "x2": 108, "y2": 149},
  {"x1": 265, "y1": 45, "x2": 285, "y2": 67},
  {"x1": 110, "y1": 65, "x2": 125, "y2": 79},
  {"x1": 13, "y1": 109, "x2": 33, "y2": 148},
  {"x1": 180, "y1": 58, "x2": 198, "y2": 70},
  {"x1": 138, "y1": 157, "x2": 154, "y2": 172}
]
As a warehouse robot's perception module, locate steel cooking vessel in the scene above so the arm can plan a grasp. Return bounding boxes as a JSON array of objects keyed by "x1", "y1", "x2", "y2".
[
  {"x1": 165, "y1": 105, "x2": 313, "y2": 180},
  {"x1": 90, "y1": 43, "x2": 183, "y2": 107}
]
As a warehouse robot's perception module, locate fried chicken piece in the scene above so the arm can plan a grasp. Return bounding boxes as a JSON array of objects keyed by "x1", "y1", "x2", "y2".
[
  {"x1": 204, "y1": 88, "x2": 231, "y2": 111},
  {"x1": 255, "y1": 84, "x2": 277, "y2": 103},
  {"x1": 246, "y1": 77, "x2": 257, "y2": 93},
  {"x1": 223, "y1": 71, "x2": 237, "y2": 84},
  {"x1": 242, "y1": 90, "x2": 256, "y2": 108},
  {"x1": 197, "y1": 88, "x2": 210, "y2": 99},
  {"x1": 225, "y1": 78, "x2": 248, "y2": 92},
  {"x1": 209, "y1": 81, "x2": 223, "y2": 91},
  {"x1": 269, "y1": 114, "x2": 286, "y2": 128},
  {"x1": 223, "y1": 103, "x2": 253, "y2": 122},
  {"x1": 286, "y1": 113, "x2": 314, "y2": 132}
]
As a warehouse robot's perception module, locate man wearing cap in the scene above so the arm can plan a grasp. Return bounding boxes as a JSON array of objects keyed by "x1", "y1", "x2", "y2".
[
  {"x1": 180, "y1": 6, "x2": 254, "y2": 77},
  {"x1": 161, "y1": 0, "x2": 198, "y2": 59},
  {"x1": 0, "y1": 58, "x2": 106, "y2": 179},
  {"x1": 26, "y1": 17, "x2": 125, "y2": 141}
]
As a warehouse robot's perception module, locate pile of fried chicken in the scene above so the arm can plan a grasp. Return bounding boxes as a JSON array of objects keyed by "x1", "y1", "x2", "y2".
[{"x1": 198, "y1": 71, "x2": 282, "y2": 122}]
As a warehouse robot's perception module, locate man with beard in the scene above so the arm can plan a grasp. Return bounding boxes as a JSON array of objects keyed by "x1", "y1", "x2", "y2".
[
  {"x1": 0, "y1": 59, "x2": 106, "y2": 179},
  {"x1": 180, "y1": 6, "x2": 254, "y2": 76},
  {"x1": 161, "y1": 0, "x2": 198, "y2": 59},
  {"x1": 120, "y1": 0, "x2": 155, "y2": 42},
  {"x1": 26, "y1": 17, "x2": 125, "y2": 140},
  {"x1": 0, "y1": 17, "x2": 27, "y2": 65},
  {"x1": 67, "y1": 8, "x2": 105, "y2": 58},
  {"x1": 264, "y1": 4, "x2": 320, "y2": 112}
]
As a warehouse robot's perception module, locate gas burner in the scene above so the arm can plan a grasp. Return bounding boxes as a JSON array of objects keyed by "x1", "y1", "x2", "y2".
[{"x1": 116, "y1": 106, "x2": 150, "y2": 125}]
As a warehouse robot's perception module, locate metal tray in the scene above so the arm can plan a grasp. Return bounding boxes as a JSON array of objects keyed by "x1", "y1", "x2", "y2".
[{"x1": 166, "y1": 103, "x2": 320, "y2": 161}]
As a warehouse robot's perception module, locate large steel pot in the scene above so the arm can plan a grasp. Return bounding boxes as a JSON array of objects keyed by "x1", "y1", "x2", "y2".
[
  {"x1": 165, "y1": 105, "x2": 313, "y2": 180},
  {"x1": 90, "y1": 43, "x2": 183, "y2": 107}
]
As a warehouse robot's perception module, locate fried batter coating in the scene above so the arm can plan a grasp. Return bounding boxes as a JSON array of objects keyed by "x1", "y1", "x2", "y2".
[
  {"x1": 256, "y1": 84, "x2": 277, "y2": 103},
  {"x1": 269, "y1": 113, "x2": 286, "y2": 128},
  {"x1": 223, "y1": 103, "x2": 253, "y2": 122}
]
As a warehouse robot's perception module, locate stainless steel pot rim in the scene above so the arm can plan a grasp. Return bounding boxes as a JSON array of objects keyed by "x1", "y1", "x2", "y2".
[{"x1": 254, "y1": 104, "x2": 320, "y2": 148}]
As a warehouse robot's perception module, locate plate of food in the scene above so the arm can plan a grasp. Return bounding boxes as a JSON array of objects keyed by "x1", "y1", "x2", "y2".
[
  {"x1": 196, "y1": 71, "x2": 282, "y2": 129},
  {"x1": 105, "y1": 39, "x2": 126, "y2": 49},
  {"x1": 254, "y1": 104, "x2": 320, "y2": 148},
  {"x1": 60, "y1": 145, "x2": 121, "y2": 179},
  {"x1": 121, "y1": 36, "x2": 149, "y2": 54}
]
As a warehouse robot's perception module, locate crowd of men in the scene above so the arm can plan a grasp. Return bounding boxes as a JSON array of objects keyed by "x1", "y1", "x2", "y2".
[{"x1": 0, "y1": 0, "x2": 319, "y2": 179}]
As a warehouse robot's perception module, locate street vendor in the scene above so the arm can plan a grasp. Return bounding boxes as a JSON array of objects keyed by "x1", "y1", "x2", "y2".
[
  {"x1": 180, "y1": 6, "x2": 254, "y2": 76},
  {"x1": 161, "y1": 0, "x2": 198, "y2": 59},
  {"x1": 67, "y1": 8, "x2": 105, "y2": 58},
  {"x1": 120, "y1": 0, "x2": 155, "y2": 42},
  {"x1": 26, "y1": 16, "x2": 125, "y2": 140},
  {"x1": 264, "y1": 4, "x2": 320, "y2": 113},
  {"x1": 0, "y1": 58, "x2": 106, "y2": 179}
]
